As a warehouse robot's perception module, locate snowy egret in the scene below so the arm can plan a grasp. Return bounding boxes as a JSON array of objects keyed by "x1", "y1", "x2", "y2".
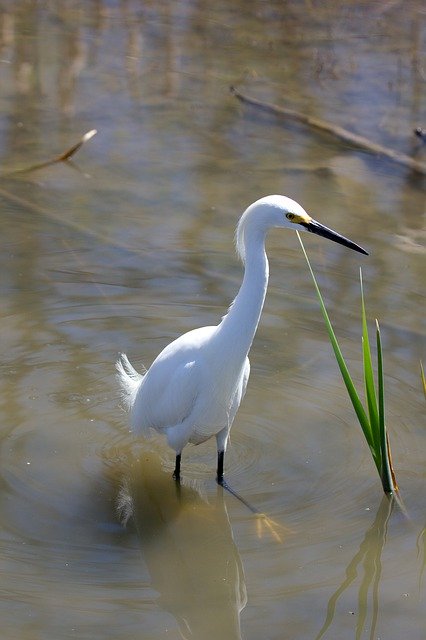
[{"x1": 117, "y1": 195, "x2": 367, "y2": 485}]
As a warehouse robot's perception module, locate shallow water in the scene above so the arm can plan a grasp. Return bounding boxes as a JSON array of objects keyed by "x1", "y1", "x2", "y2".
[{"x1": 0, "y1": 2, "x2": 425, "y2": 639}]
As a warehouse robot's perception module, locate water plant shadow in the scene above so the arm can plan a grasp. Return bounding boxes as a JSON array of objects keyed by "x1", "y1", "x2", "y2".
[
  {"x1": 117, "y1": 449, "x2": 247, "y2": 640},
  {"x1": 315, "y1": 495, "x2": 395, "y2": 640}
]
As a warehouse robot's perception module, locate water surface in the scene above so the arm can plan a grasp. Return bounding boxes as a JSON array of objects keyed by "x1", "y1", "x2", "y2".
[{"x1": 0, "y1": 2, "x2": 425, "y2": 639}]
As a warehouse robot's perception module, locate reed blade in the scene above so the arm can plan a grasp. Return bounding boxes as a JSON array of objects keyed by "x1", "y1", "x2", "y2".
[
  {"x1": 297, "y1": 233, "x2": 373, "y2": 449},
  {"x1": 360, "y1": 271, "x2": 380, "y2": 454},
  {"x1": 360, "y1": 271, "x2": 381, "y2": 473},
  {"x1": 376, "y1": 321, "x2": 397, "y2": 493}
]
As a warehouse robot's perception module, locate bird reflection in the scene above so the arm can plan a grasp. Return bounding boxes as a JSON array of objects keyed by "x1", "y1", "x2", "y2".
[{"x1": 117, "y1": 450, "x2": 247, "y2": 640}]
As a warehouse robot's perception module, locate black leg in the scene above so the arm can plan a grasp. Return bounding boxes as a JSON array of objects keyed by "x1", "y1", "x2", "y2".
[
  {"x1": 173, "y1": 453, "x2": 181, "y2": 482},
  {"x1": 217, "y1": 450, "x2": 224, "y2": 485},
  {"x1": 216, "y1": 449, "x2": 259, "y2": 514}
]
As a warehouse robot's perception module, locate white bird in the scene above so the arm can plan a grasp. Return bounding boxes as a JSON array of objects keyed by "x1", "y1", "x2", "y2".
[{"x1": 117, "y1": 195, "x2": 367, "y2": 486}]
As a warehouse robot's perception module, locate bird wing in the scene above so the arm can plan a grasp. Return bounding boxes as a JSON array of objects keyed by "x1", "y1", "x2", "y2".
[
  {"x1": 128, "y1": 325, "x2": 249, "y2": 452},
  {"x1": 131, "y1": 359, "x2": 200, "y2": 433},
  {"x1": 129, "y1": 329, "x2": 212, "y2": 437}
]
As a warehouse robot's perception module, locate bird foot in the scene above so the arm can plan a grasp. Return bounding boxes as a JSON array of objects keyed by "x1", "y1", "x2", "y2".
[
  {"x1": 217, "y1": 477, "x2": 290, "y2": 543},
  {"x1": 254, "y1": 513, "x2": 290, "y2": 544}
]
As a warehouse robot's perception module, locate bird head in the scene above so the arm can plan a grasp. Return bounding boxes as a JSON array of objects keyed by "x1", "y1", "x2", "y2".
[{"x1": 244, "y1": 195, "x2": 368, "y2": 256}]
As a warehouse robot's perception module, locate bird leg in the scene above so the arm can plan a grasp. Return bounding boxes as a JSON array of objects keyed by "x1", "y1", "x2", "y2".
[
  {"x1": 216, "y1": 450, "x2": 225, "y2": 485},
  {"x1": 216, "y1": 449, "x2": 288, "y2": 542},
  {"x1": 217, "y1": 449, "x2": 258, "y2": 513},
  {"x1": 173, "y1": 453, "x2": 181, "y2": 482}
]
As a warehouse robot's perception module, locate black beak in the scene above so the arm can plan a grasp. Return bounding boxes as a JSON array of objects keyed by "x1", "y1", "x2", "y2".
[{"x1": 301, "y1": 219, "x2": 368, "y2": 255}]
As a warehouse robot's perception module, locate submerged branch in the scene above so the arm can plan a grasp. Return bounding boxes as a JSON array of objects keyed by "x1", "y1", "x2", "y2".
[
  {"x1": 2, "y1": 129, "x2": 97, "y2": 177},
  {"x1": 230, "y1": 86, "x2": 426, "y2": 176}
]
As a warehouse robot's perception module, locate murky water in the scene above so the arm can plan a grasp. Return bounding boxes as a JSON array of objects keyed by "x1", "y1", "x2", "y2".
[{"x1": 0, "y1": 2, "x2": 424, "y2": 639}]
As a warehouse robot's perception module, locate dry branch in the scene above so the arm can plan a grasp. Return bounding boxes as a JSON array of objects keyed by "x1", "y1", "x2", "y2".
[
  {"x1": 2, "y1": 129, "x2": 97, "y2": 177},
  {"x1": 55, "y1": 129, "x2": 97, "y2": 162},
  {"x1": 231, "y1": 86, "x2": 426, "y2": 176}
]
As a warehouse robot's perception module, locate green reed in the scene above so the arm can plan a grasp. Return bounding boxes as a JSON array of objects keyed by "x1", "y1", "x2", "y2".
[{"x1": 298, "y1": 233, "x2": 397, "y2": 494}]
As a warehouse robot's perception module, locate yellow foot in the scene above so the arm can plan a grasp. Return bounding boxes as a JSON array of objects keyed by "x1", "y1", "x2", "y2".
[{"x1": 255, "y1": 513, "x2": 291, "y2": 544}]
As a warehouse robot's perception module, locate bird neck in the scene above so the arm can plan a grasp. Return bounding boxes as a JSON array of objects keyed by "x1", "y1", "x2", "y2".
[{"x1": 217, "y1": 232, "x2": 269, "y2": 359}]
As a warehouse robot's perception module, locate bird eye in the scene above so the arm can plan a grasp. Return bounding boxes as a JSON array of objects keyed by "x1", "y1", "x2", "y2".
[{"x1": 286, "y1": 213, "x2": 295, "y2": 221}]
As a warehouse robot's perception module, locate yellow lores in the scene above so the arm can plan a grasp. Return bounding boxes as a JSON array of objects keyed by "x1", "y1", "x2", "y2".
[{"x1": 286, "y1": 211, "x2": 312, "y2": 225}]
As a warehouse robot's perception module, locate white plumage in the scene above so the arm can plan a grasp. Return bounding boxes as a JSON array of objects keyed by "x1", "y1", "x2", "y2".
[{"x1": 117, "y1": 195, "x2": 367, "y2": 483}]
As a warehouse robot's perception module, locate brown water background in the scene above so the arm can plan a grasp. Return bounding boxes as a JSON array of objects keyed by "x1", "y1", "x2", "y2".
[{"x1": 0, "y1": 2, "x2": 425, "y2": 639}]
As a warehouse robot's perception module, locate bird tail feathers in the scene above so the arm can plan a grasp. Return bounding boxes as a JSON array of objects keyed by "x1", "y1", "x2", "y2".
[{"x1": 116, "y1": 353, "x2": 144, "y2": 410}]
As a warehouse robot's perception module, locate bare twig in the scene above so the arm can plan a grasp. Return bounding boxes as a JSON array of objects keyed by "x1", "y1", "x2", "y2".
[
  {"x1": 230, "y1": 86, "x2": 426, "y2": 176},
  {"x1": 2, "y1": 129, "x2": 97, "y2": 177},
  {"x1": 55, "y1": 129, "x2": 97, "y2": 162}
]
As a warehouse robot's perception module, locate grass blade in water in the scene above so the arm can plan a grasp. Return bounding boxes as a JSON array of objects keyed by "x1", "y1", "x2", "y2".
[
  {"x1": 297, "y1": 232, "x2": 398, "y2": 494},
  {"x1": 297, "y1": 233, "x2": 373, "y2": 448},
  {"x1": 360, "y1": 271, "x2": 380, "y2": 460},
  {"x1": 376, "y1": 320, "x2": 396, "y2": 493}
]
